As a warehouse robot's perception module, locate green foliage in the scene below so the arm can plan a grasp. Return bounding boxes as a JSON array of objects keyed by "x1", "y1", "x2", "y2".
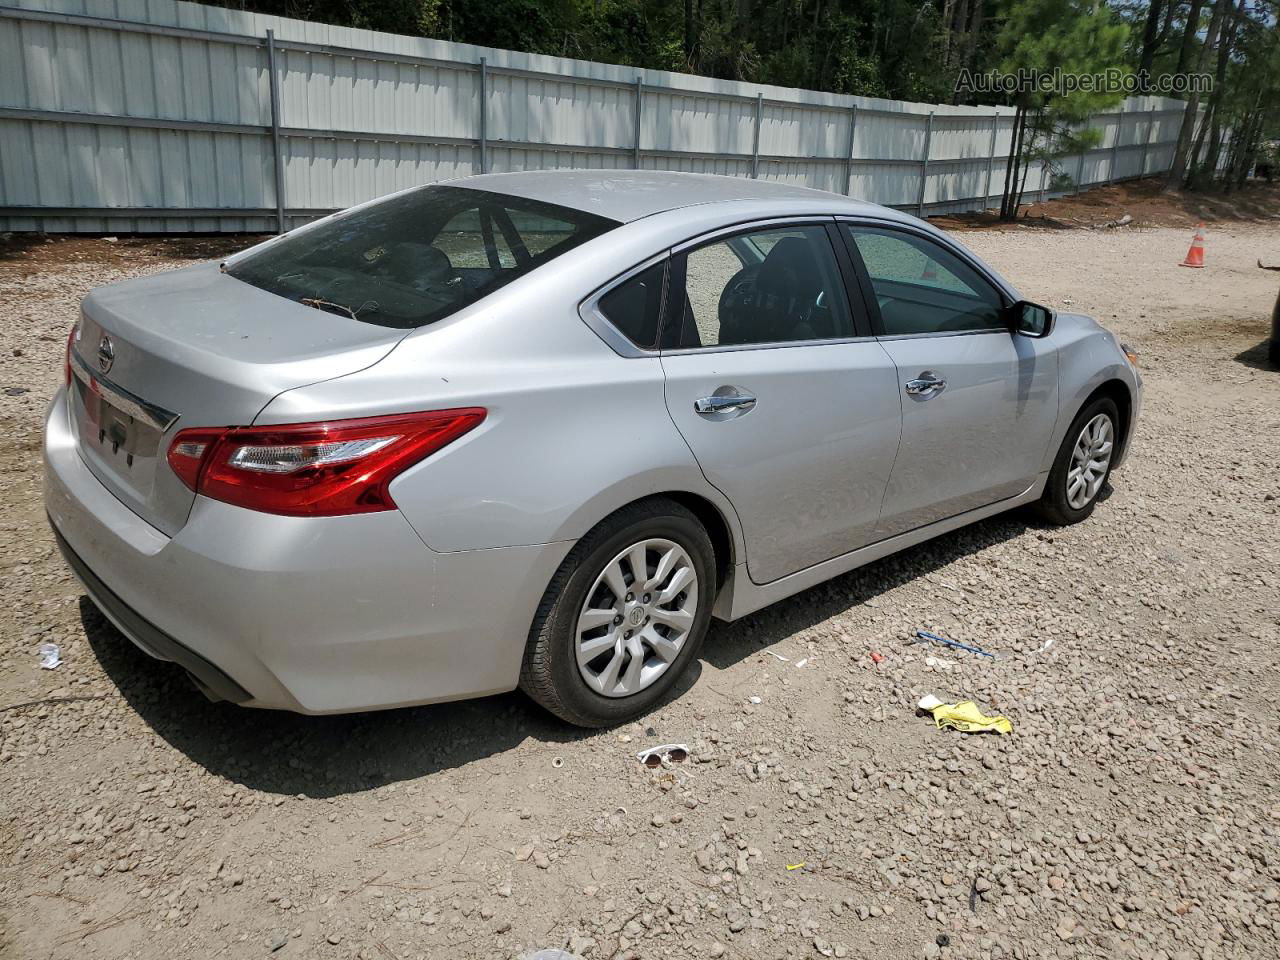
[
  {"x1": 1025, "y1": 118, "x2": 1104, "y2": 188},
  {"x1": 993, "y1": 0, "x2": 1129, "y2": 117},
  {"x1": 233, "y1": 1, "x2": 961, "y2": 102},
  {"x1": 984, "y1": 0, "x2": 1128, "y2": 213},
  {"x1": 832, "y1": 49, "x2": 889, "y2": 100},
  {"x1": 228, "y1": 0, "x2": 1280, "y2": 192}
]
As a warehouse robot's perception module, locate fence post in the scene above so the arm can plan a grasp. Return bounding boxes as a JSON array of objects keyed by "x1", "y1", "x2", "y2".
[
  {"x1": 1110, "y1": 110, "x2": 1122, "y2": 183},
  {"x1": 751, "y1": 93, "x2": 763, "y2": 179},
  {"x1": 916, "y1": 111, "x2": 933, "y2": 217},
  {"x1": 478, "y1": 57, "x2": 488, "y2": 174},
  {"x1": 1140, "y1": 109, "x2": 1154, "y2": 178},
  {"x1": 985, "y1": 113, "x2": 998, "y2": 208},
  {"x1": 1075, "y1": 147, "x2": 1085, "y2": 195},
  {"x1": 843, "y1": 104, "x2": 858, "y2": 196},
  {"x1": 264, "y1": 29, "x2": 286, "y2": 235},
  {"x1": 633, "y1": 77, "x2": 643, "y2": 169}
]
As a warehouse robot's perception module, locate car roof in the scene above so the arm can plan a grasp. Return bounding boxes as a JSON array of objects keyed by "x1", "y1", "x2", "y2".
[{"x1": 451, "y1": 170, "x2": 905, "y2": 224}]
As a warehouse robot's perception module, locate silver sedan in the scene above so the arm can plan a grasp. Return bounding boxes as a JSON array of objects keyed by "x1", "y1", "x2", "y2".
[{"x1": 44, "y1": 172, "x2": 1141, "y2": 726}]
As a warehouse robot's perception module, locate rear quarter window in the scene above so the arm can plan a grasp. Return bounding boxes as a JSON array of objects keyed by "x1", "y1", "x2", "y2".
[{"x1": 597, "y1": 262, "x2": 666, "y2": 350}]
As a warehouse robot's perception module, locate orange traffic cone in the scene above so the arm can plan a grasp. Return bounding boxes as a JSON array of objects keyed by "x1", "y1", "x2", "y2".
[
  {"x1": 1180, "y1": 223, "x2": 1206, "y2": 268},
  {"x1": 921, "y1": 260, "x2": 938, "y2": 282}
]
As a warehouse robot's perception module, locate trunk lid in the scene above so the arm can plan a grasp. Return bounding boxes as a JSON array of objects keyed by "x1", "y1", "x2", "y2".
[{"x1": 70, "y1": 262, "x2": 405, "y2": 535}]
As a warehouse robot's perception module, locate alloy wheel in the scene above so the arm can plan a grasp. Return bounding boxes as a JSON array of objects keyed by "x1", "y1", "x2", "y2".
[
  {"x1": 575, "y1": 538, "x2": 698, "y2": 698},
  {"x1": 1066, "y1": 413, "x2": 1114, "y2": 510}
]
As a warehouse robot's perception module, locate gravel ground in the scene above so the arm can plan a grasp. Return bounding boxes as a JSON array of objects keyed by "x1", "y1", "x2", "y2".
[{"x1": 1, "y1": 221, "x2": 1278, "y2": 960}]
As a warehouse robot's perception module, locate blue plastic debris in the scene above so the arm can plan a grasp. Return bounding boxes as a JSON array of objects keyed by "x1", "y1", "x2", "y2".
[{"x1": 913, "y1": 629, "x2": 995, "y2": 659}]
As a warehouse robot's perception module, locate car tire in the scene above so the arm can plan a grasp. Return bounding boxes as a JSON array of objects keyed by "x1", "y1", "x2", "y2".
[
  {"x1": 520, "y1": 497, "x2": 717, "y2": 728},
  {"x1": 1034, "y1": 396, "x2": 1121, "y2": 526}
]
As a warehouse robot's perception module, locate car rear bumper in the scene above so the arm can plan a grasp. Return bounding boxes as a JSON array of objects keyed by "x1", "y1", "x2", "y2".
[
  {"x1": 50, "y1": 525, "x2": 254, "y2": 703},
  {"x1": 43, "y1": 387, "x2": 574, "y2": 714}
]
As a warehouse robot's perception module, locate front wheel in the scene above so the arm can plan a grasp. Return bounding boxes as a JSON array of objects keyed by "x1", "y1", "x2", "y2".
[
  {"x1": 1034, "y1": 397, "x2": 1120, "y2": 526},
  {"x1": 520, "y1": 498, "x2": 716, "y2": 727}
]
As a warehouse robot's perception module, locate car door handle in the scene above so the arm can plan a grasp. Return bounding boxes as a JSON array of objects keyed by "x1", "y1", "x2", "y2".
[
  {"x1": 694, "y1": 393, "x2": 757, "y2": 415},
  {"x1": 904, "y1": 373, "x2": 947, "y2": 398}
]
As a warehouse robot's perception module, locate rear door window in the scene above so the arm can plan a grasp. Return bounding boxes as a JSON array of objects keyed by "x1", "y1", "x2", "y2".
[
  {"x1": 672, "y1": 225, "x2": 855, "y2": 349},
  {"x1": 226, "y1": 186, "x2": 617, "y2": 329}
]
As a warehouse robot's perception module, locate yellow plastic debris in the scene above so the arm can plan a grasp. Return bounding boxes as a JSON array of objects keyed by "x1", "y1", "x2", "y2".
[
  {"x1": 786, "y1": 862, "x2": 806, "y2": 871},
  {"x1": 917, "y1": 694, "x2": 1012, "y2": 735}
]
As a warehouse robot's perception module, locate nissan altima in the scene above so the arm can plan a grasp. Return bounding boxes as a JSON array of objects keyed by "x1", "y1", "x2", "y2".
[{"x1": 44, "y1": 171, "x2": 1141, "y2": 726}]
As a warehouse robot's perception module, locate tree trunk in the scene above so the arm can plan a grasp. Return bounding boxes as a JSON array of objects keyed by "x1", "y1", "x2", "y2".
[
  {"x1": 683, "y1": 0, "x2": 697, "y2": 67},
  {"x1": 1158, "y1": 0, "x2": 1179, "y2": 45},
  {"x1": 946, "y1": 0, "x2": 966, "y2": 102},
  {"x1": 1222, "y1": 129, "x2": 1240, "y2": 192},
  {"x1": 1203, "y1": 122, "x2": 1225, "y2": 184},
  {"x1": 1001, "y1": 106, "x2": 1027, "y2": 220},
  {"x1": 964, "y1": 0, "x2": 982, "y2": 71},
  {"x1": 1221, "y1": 91, "x2": 1262, "y2": 193},
  {"x1": 810, "y1": 0, "x2": 823, "y2": 87},
  {"x1": 941, "y1": 0, "x2": 955, "y2": 66},
  {"x1": 1187, "y1": 99, "x2": 1215, "y2": 187},
  {"x1": 1173, "y1": 0, "x2": 1205, "y2": 78},
  {"x1": 1235, "y1": 103, "x2": 1266, "y2": 189},
  {"x1": 952, "y1": 0, "x2": 981, "y2": 103},
  {"x1": 1014, "y1": 112, "x2": 1040, "y2": 213},
  {"x1": 1189, "y1": 0, "x2": 1238, "y2": 187},
  {"x1": 1138, "y1": 0, "x2": 1165, "y2": 85},
  {"x1": 999, "y1": 109, "x2": 1016, "y2": 218},
  {"x1": 1165, "y1": 0, "x2": 1225, "y2": 190}
]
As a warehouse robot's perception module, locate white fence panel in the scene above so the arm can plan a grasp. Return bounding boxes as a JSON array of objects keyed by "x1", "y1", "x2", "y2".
[{"x1": 0, "y1": 0, "x2": 1202, "y2": 233}]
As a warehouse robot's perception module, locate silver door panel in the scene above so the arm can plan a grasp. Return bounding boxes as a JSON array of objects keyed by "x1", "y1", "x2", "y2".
[
  {"x1": 875, "y1": 331, "x2": 1058, "y2": 536},
  {"x1": 662, "y1": 341, "x2": 901, "y2": 585}
]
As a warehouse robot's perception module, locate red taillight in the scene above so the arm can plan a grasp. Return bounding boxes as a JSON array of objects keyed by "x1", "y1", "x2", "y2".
[
  {"x1": 166, "y1": 409, "x2": 486, "y2": 517},
  {"x1": 166, "y1": 428, "x2": 223, "y2": 492}
]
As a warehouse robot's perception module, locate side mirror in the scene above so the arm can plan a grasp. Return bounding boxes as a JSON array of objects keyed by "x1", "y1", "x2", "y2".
[{"x1": 1009, "y1": 300, "x2": 1055, "y2": 338}]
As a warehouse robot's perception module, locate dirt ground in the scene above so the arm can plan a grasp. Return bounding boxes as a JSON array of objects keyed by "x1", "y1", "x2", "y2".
[
  {"x1": 935, "y1": 177, "x2": 1280, "y2": 232},
  {"x1": 1, "y1": 189, "x2": 1279, "y2": 960}
]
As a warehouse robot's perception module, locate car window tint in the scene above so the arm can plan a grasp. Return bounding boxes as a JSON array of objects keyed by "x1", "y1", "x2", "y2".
[
  {"x1": 226, "y1": 186, "x2": 617, "y2": 329},
  {"x1": 844, "y1": 226, "x2": 1005, "y2": 336},
  {"x1": 506, "y1": 210, "x2": 580, "y2": 258},
  {"x1": 437, "y1": 209, "x2": 517, "y2": 269},
  {"x1": 675, "y1": 225, "x2": 853, "y2": 349},
  {"x1": 598, "y1": 262, "x2": 665, "y2": 349}
]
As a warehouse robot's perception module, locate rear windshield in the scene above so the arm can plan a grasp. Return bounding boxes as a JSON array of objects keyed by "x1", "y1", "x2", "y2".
[{"x1": 226, "y1": 185, "x2": 618, "y2": 329}]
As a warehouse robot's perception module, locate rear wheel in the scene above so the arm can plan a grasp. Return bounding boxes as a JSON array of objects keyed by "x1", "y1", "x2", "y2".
[
  {"x1": 1034, "y1": 396, "x2": 1119, "y2": 526},
  {"x1": 520, "y1": 498, "x2": 716, "y2": 727}
]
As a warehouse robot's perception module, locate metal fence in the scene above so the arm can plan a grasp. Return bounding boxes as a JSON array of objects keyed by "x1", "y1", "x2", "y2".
[{"x1": 0, "y1": 0, "x2": 1197, "y2": 234}]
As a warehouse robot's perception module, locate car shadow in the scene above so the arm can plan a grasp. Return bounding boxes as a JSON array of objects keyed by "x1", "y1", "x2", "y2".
[
  {"x1": 80, "y1": 505, "x2": 1044, "y2": 799},
  {"x1": 699, "y1": 508, "x2": 1038, "y2": 670},
  {"x1": 80, "y1": 598, "x2": 592, "y2": 800},
  {"x1": 1233, "y1": 339, "x2": 1278, "y2": 371}
]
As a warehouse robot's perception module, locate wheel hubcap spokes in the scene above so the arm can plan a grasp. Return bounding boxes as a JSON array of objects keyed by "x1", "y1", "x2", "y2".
[
  {"x1": 575, "y1": 538, "x2": 698, "y2": 698},
  {"x1": 1065, "y1": 413, "x2": 1114, "y2": 510}
]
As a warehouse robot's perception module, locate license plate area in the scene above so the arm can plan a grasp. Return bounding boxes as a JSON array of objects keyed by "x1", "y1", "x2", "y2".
[
  {"x1": 65, "y1": 339, "x2": 188, "y2": 531},
  {"x1": 75, "y1": 379, "x2": 162, "y2": 469}
]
